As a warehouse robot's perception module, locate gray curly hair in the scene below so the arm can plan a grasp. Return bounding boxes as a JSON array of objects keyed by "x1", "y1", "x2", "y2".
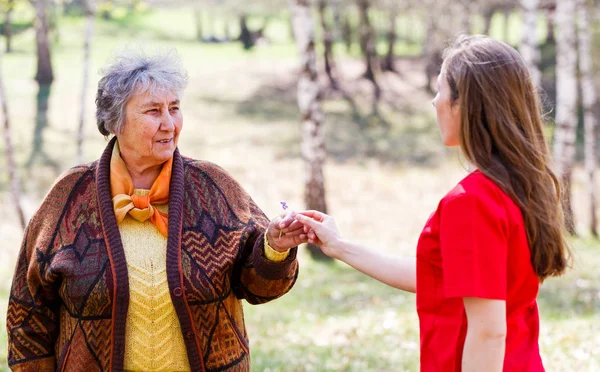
[{"x1": 95, "y1": 49, "x2": 189, "y2": 136}]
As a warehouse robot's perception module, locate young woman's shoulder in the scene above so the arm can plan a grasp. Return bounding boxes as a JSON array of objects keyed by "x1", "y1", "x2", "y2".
[
  {"x1": 446, "y1": 170, "x2": 508, "y2": 201},
  {"x1": 441, "y1": 170, "x2": 516, "y2": 219}
]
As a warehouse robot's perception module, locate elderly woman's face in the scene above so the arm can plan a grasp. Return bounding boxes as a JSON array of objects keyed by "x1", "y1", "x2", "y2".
[{"x1": 118, "y1": 89, "x2": 183, "y2": 168}]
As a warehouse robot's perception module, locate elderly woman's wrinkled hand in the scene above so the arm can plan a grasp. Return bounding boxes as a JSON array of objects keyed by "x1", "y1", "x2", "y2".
[{"x1": 267, "y1": 209, "x2": 308, "y2": 252}]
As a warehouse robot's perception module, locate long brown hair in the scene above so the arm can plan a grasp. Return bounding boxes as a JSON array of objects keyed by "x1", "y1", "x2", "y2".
[{"x1": 443, "y1": 35, "x2": 570, "y2": 281}]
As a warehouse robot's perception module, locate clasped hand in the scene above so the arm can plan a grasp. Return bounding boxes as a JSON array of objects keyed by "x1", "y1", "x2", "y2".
[
  {"x1": 267, "y1": 209, "x2": 308, "y2": 252},
  {"x1": 294, "y1": 210, "x2": 342, "y2": 259}
]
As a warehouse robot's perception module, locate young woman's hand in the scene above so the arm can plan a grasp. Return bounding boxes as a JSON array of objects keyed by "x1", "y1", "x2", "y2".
[
  {"x1": 267, "y1": 209, "x2": 308, "y2": 252},
  {"x1": 295, "y1": 210, "x2": 344, "y2": 259}
]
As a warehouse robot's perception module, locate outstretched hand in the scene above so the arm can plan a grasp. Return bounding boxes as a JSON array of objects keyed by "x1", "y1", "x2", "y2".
[
  {"x1": 267, "y1": 209, "x2": 308, "y2": 252},
  {"x1": 294, "y1": 210, "x2": 343, "y2": 259}
]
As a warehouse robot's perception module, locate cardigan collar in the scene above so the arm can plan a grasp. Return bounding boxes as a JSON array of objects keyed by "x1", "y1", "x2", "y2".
[{"x1": 95, "y1": 136, "x2": 204, "y2": 371}]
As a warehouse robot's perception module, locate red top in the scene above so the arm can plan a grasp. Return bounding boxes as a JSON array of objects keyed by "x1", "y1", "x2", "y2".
[{"x1": 416, "y1": 170, "x2": 544, "y2": 372}]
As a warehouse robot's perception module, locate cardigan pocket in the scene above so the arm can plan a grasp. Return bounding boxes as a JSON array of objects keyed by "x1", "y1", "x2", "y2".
[{"x1": 203, "y1": 301, "x2": 249, "y2": 370}]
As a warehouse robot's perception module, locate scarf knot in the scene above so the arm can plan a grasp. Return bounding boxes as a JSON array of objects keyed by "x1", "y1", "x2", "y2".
[{"x1": 110, "y1": 142, "x2": 171, "y2": 237}]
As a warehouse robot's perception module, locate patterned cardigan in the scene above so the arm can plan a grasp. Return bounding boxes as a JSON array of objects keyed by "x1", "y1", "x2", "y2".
[{"x1": 6, "y1": 137, "x2": 299, "y2": 372}]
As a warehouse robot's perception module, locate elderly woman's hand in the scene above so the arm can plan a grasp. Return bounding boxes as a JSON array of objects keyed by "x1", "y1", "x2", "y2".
[{"x1": 267, "y1": 210, "x2": 308, "y2": 252}]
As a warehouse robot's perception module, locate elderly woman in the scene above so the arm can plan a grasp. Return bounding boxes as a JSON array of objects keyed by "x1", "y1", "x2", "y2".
[{"x1": 7, "y1": 51, "x2": 305, "y2": 371}]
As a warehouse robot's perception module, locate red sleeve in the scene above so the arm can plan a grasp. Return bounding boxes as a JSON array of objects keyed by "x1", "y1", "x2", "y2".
[{"x1": 439, "y1": 186, "x2": 509, "y2": 300}]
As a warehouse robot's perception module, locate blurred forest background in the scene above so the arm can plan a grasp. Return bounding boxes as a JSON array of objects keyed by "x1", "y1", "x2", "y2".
[{"x1": 0, "y1": 0, "x2": 599, "y2": 370}]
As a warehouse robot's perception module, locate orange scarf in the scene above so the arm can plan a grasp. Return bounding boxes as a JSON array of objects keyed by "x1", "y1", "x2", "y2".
[{"x1": 110, "y1": 142, "x2": 172, "y2": 237}]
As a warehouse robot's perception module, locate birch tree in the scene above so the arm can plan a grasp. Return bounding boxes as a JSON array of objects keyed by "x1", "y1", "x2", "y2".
[
  {"x1": 77, "y1": 0, "x2": 95, "y2": 164},
  {"x1": 32, "y1": 0, "x2": 54, "y2": 84},
  {"x1": 0, "y1": 50, "x2": 26, "y2": 230},
  {"x1": 577, "y1": 0, "x2": 597, "y2": 236},
  {"x1": 519, "y1": 0, "x2": 541, "y2": 87},
  {"x1": 552, "y1": 0, "x2": 577, "y2": 234},
  {"x1": 288, "y1": 0, "x2": 331, "y2": 261}
]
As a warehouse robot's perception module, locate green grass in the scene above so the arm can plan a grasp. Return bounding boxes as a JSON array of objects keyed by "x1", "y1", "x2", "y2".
[
  {"x1": 1, "y1": 6, "x2": 599, "y2": 371},
  {"x1": 247, "y1": 238, "x2": 600, "y2": 371}
]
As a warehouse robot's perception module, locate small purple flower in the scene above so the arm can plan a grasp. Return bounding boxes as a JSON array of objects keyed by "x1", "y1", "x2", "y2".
[{"x1": 280, "y1": 201, "x2": 288, "y2": 210}]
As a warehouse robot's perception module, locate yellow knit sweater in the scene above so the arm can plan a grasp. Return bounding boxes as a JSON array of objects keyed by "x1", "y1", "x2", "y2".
[
  {"x1": 120, "y1": 191, "x2": 190, "y2": 372},
  {"x1": 119, "y1": 190, "x2": 289, "y2": 372}
]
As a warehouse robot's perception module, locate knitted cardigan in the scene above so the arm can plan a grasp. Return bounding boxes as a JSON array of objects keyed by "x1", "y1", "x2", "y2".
[{"x1": 6, "y1": 137, "x2": 299, "y2": 372}]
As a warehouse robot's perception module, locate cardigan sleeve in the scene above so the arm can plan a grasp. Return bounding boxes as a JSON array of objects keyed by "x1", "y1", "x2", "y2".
[
  {"x1": 187, "y1": 159, "x2": 299, "y2": 304},
  {"x1": 6, "y1": 166, "x2": 90, "y2": 371},
  {"x1": 6, "y1": 223, "x2": 60, "y2": 371},
  {"x1": 231, "y1": 197, "x2": 299, "y2": 305}
]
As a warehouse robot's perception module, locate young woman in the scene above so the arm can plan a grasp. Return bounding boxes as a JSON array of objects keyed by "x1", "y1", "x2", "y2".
[{"x1": 295, "y1": 35, "x2": 571, "y2": 372}]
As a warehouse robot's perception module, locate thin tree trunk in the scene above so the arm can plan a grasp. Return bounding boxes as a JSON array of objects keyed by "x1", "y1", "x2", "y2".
[
  {"x1": 577, "y1": 0, "x2": 598, "y2": 236},
  {"x1": 101, "y1": 0, "x2": 112, "y2": 19},
  {"x1": 357, "y1": 0, "x2": 381, "y2": 112},
  {"x1": 330, "y1": 0, "x2": 342, "y2": 41},
  {"x1": 382, "y1": 4, "x2": 397, "y2": 72},
  {"x1": 239, "y1": 14, "x2": 254, "y2": 49},
  {"x1": 546, "y1": 7, "x2": 556, "y2": 43},
  {"x1": 553, "y1": 0, "x2": 577, "y2": 234},
  {"x1": 0, "y1": 50, "x2": 26, "y2": 230},
  {"x1": 318, "y1": 1, "x2": 360, "y2": 118},
  {"x1": 207, "y1": 10, "x2": 215, "y2": 39},
  {"x1": 77, "y1": 0, "x2": 95, "y2": 164},
  {"x1": 33, "y1": 0, "x2": 54, "y2": 84},
  {"x1": 288, "y1": 0, "x2": 331, "y2": 262},
  {"x1": 194, "y1": 9, "x2": 203, "y2": 41},
  {"x1": 483, "y1": 7, "x2": 494, "y2": 35},
  {"x1": 423, "y1": 7, "x2": 443, "y2": 93},
  {"x1": 342, "y1": 13, "x2": 352, "y2": 52},
  {"x1": 223, "y1": 16, "x2": 230, "y2": 41},
  {"x1": 458, "y1": 0, "x2": 472, "y2": 33},
  {"x1": 503, "y1": 9, "x2": 511, "y2": 42},
  {"x1": 520, "y1": 0, "x2": 542, "y2": 87},
  {"x1": 5, "y1": 0, "x2": 14, "y2": 53},
  {"x1": 318, "y1": 0, "x2": 339, "y2": 90}
]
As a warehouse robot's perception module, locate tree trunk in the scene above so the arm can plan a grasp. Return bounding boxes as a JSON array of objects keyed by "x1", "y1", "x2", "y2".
[
  {"x1": 577, "y1": 0, "x2": 598, "y2": 236},
  {"x1": 207, "y1": 10, "x2": 215, "y2": 39},
  {"x1": 5, "y1": 0, "x2": 14, "y2": 53},
  {"x1": 503, "y1": 9, "x2": 511, "y2": 42},
  {"x1": 357, "y1": 0, "x2": 381, "y2": 112},
  {"x1": 288, "y1": 0, "x2": 331, "y2": 262},
  {"x1": 458, "y1": 0, "x2": 472, "y2": 34},
  {"x1": 101, "y1": 0, "x2": 112, "y2": 20},
  {"x1": 0, "y1": 50, "x2": 26, "y2": 230},
  {"x1": 34, "y1": 0, "x2": 54, "y2": 84},
  {"x1": 330, "y1": 0, "x2": 342, "y2": 41},
  {"x1": 342, "y1": 13, "x2": 352, "y2": 53},
  {"x1": 318, "y1": 0, "x2": 339, "y2": 90},
  {"x1": 239, "y1": 14, "x2": 253, "y2": 49},
  {"x1": 382, "y1": 4, "x2": 397, "y2": 72},
  {"x1": 546, "y1": 7, "x2": 556, "y2": 43},
  {"x1": 520, "y1": 0, "x2": 542, "y2": 87},
  {"x1": 552, "y1": 0, "x2": 577, "y2": 234},
  {"x1": 483, "y1": 7, "x2": 494, "y2": 35},
  {"x1": 77, "y1": 0, "x2": 95, "y2": 164},
  {"x1": 422, "y1": 6, "x2": 443, "y2": 93},
  {"x1": 194, "y1": 9, "x2": 203, "y2": 41},
  {"x1": 223, "y1": 17, "x2": 230, "y2": 41}
]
